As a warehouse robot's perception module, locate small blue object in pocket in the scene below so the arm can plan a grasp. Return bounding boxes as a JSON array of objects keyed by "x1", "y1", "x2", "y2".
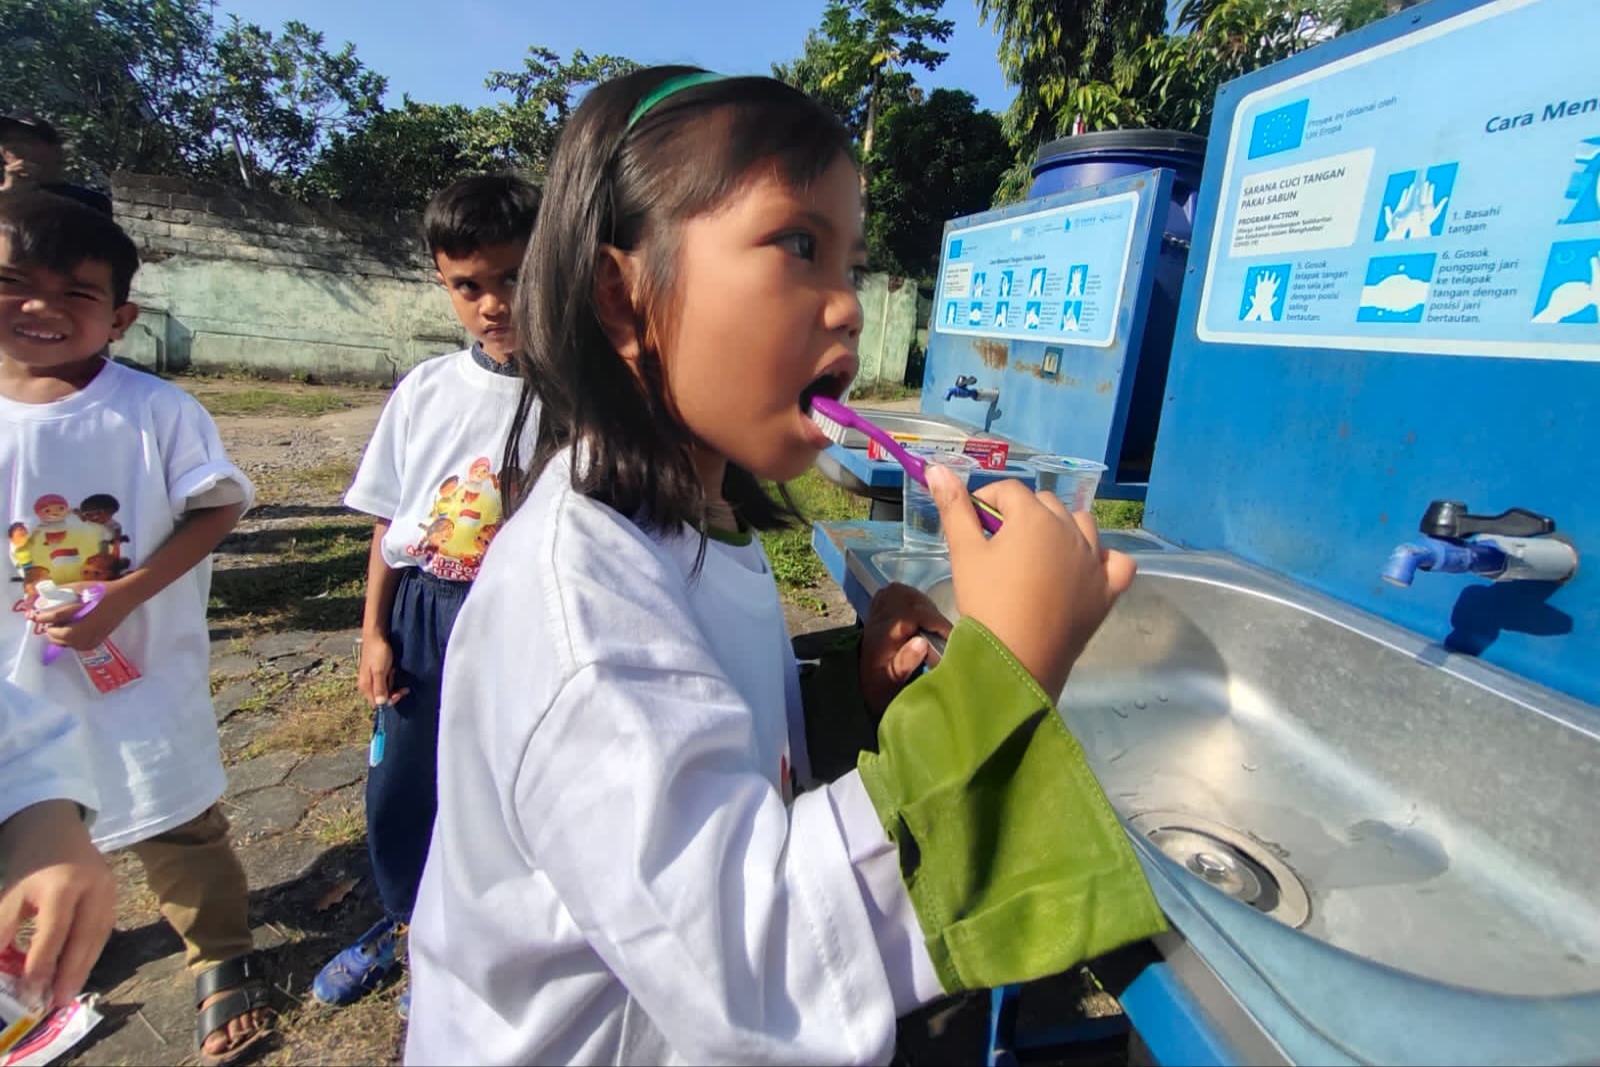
[
  {"x1": 914, "y1": 630, "x2": 948, "y2": 679},
  {"x1": 369, "y1": 702, "x2": 389, "y2": 767}
]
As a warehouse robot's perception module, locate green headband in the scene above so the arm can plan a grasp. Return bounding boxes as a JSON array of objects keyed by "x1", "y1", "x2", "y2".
[{"x1": 626, "y1": 71, "x2": 727, "y2": 131}]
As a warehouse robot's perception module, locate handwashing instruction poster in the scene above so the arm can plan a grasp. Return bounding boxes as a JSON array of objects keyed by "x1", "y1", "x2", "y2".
[
  {"x1": 1197, "y1": 0, "x2": 1600, "y2": 361},
  {"x1": 934, "y1": 190, "x2": 1140, "y2": 348}
]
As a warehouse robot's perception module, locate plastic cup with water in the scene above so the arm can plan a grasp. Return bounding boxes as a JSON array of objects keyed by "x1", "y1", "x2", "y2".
[
  {"x1": 1029, "y1": 455, "x2": 1107, "y2": 512},
  {"x1": 903, "y1": 449, "x2": 977, "y2": 551}
]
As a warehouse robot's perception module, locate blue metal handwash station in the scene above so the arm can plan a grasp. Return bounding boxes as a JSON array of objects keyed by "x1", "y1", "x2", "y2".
[{"x1": 810, "y1": 0, "x2": 1600, "y2": 1062}]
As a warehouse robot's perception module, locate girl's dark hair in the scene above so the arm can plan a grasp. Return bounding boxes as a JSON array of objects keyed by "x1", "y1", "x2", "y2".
[{"x1": 501, "y1": 66, "x2": 856, "y2": 544}]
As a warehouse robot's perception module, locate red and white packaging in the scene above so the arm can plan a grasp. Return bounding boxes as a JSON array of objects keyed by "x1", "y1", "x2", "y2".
[
  {"x1": 866, "y1": 432, "x2": 966, "y2": 462},
  {"x1": 960, "y1": 439, "x2": 1011, "y2": 471},
  {"x1": 69, "y1": 640, "x2": 141, "y2": 695},
  {"x1": 864, "y1": 432, "x2": 1011, "y2": 471},
  {"x1": 0, "y1": 947, "x2": 102, "y2": 1066}
]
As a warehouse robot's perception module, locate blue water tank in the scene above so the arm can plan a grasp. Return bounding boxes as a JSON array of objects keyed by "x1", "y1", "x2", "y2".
[{"x1": 1030, "y1": 129, "x2": 1207, "y2": 481}]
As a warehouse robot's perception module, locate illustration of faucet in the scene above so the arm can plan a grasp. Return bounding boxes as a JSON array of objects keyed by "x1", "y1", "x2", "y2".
[
  {"x1": 945, "y1": 374, "x2": 998, "y2": 403},
  {"x1": 1382, "y1": 500, "x2": 1579, "y2": 587}
]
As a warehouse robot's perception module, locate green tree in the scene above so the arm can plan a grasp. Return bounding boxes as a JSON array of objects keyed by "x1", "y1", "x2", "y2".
[
  {"x1": 1069, "y1": 0, "x2": 1389, "y2": 137},
  {"x1": 301, "y1": 99, "x2": 502, "y2": 214},
  {"x1": 867, "y1": 89, "x2": 1010, "y2": 278},
  {"x1": 977, "y1": 0, "x2": 1168, "y2": 199},
  {"x1": 772, "y1": 30, "x2": 868, "y2": 136},
  {"x1": 303, "y1": 47, "x2": 638, "y2": 213},
  {"x1": 0, "y1": 0, "x2": 216, "y2": 184},
  {"x1": 483, "y1": 47, "x2": 640, "y2": 180},
  {"x1": 208, "y1": 16, "x2": 387, "y2": 186},
  {"x1": 981, "y1": 0, "x2": 1392, "y2": 203},
  {"x1": 779, "y1": 0, "x2": 953, "y2": 199}
]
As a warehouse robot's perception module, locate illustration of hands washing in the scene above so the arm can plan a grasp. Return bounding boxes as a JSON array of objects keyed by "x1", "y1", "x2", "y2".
[
  {"x1": 1242, "y1": 270, "x2": 1283, "y2": 322},
  {"x1": 1383, "y1": 177, "x2": 1450, "y2": 241},
  {"x1": 1359, "y1": 270, "x2": 1431, "y2": 316},
  {"x1": 1532, "y1": 252, "x2": 1600, "y2": 323},
  {"x1": 1562, "y1": 138, "x2": 1600, "y2": 225}
]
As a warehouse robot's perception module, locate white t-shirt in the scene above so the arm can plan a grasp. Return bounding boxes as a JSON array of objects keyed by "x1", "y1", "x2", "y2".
[
  {"x1": 344, "y1": 349, "x2": 526, "y2": 584},
  {"x1": 1, "y1": 360, "x2": 253, "y2": 851},
  {"x1": 0, "y1": 676, "x2": 98, "y2": 836},
  {"x1": 404, "y1": 451, "x2": 942, "y2": 1067}
]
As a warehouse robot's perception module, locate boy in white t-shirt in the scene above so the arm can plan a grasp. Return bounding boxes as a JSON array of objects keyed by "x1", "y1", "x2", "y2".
[
  {"x1": 0, "y1": 193, "x2": 267, "y2": 1065},
  {"x1": 311, "y1": 175, "x2": 540, "y2": 1014}
]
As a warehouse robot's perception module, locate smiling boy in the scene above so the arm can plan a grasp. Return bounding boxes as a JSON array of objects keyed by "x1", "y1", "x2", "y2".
[{"x1": 0, "y1": 192, "x2": 267, "y2": 1065}]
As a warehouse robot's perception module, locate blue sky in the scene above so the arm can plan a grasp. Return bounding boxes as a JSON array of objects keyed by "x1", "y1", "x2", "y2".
[{"x1": 219, "y1": 0, "x2": 1019, "y2": 116}]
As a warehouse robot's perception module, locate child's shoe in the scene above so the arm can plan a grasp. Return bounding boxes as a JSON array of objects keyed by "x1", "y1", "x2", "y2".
[{"x1": 311, "y1": 918, "x2": 401, "y2": 1006}]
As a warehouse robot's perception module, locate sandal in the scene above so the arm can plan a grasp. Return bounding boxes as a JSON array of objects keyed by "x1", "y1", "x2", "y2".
[{"x1": 194, "y1": 952, "x2": 274, "y2": 1067}]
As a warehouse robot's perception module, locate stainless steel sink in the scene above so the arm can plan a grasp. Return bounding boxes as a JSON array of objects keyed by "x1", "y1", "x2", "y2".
[{"x1": 870, "y1": 548, "x2": 1600, "y2": 1000}]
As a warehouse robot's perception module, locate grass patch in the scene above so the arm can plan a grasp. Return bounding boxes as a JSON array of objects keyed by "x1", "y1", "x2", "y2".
[
  {"x1": 210, "y1": 515, "x2": 370, "y2": 634},
  {"x1": 761, "y1": 470, "x2": 868, "y2": 611},
  {"x1": 185, "y1": 384, "x2": 362, "y2": 419},
  {"x1": 264, "y1": 984, "x2": 405, "y2": 1067},
  {"x1": 1093, "y1": 499, "x2": 1145, "y2": 529},
  {"x1": 249, "y1": 460, "x2": 360, "y2": 508},
  {"x1": 242, "y1": 668, "x2": 370, "y2": 759},
  {"x1": 849, "y1": 380, "x2": 920, "y2": 403},
  {"x1": 307, "y1": 801, "x2": 366, "y2": 848}
]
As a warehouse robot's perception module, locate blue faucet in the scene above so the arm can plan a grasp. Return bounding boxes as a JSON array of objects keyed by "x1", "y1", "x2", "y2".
[
  {"x1": 1383, "y1": 500, "x2": 1578, "y2": 586},
  {"x1": 945, "y1": 374, "x2": 998, "y2": 404},
  {"x1": 1382, "y1": 537, "x2": 1506, "y2": 587}
]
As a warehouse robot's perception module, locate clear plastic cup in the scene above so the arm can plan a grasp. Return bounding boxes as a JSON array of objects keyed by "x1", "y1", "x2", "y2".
[
  {"x1": 903, "y1": 450, "x2": 977, "y2": 551},
  {"x1": 1029, "y1": 455, "x2": 1107, "y2": 511}
]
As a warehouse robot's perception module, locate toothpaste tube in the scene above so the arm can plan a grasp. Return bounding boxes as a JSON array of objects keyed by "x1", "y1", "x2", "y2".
[
  {"x1": 866, "y1": 432, "x2": 966, "y2": 462},
  {"x1": 865, "y1": 432, "x2": 1011, "y2": 471},
  {"x1": 71, "y1": 641, "x2": 141, "y2": 695}
]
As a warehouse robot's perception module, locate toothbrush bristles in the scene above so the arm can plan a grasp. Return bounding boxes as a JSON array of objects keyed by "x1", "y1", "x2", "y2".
[{"x1": 807, "y1": 409, "x2": 850, "y2": 443}]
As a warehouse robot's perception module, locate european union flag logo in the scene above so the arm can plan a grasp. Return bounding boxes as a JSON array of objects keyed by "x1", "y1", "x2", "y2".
[
  {"x1": 949, "y1": 238, "x2": 963, "y2": 258},
  {"x1": 1248, "y1": 99, "x2": 1309, "y2": 160}
]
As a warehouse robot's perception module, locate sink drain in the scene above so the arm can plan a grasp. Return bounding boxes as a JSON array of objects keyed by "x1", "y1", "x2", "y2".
[{"x1": 1131, "y1": 811, "x2": 1312, "y2": 928}]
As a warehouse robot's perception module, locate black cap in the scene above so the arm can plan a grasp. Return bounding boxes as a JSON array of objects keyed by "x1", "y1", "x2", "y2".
[{"x1": 0, "y1": 114, "x2": 61, "y2": 145}]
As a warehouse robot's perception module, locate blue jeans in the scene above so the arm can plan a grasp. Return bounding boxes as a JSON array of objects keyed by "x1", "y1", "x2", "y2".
[{"x1": 365, "y1": 567, "x2": 469, "y2": 922}]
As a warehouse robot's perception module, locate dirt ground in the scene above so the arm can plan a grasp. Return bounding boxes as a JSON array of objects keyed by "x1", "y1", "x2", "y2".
[{"x1": 58, "y1": 375, "x2": 1118, "y2": 1067}]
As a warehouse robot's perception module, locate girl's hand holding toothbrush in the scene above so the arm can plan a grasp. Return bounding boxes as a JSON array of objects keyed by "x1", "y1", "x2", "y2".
[{"x1": 929, "y1": 467, "x2": 1136, "y2": 697}]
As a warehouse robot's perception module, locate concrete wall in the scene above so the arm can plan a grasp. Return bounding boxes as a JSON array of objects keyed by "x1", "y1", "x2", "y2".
[
  {"x1": 109, "y1": 173, "x2": 464, "y2": 383},
  {"x1": 105, "y1": 173, "x2": 923, "y2": 389},
  {"x1": 854, "y1": 272, "x2": 920, "y2": 391}
]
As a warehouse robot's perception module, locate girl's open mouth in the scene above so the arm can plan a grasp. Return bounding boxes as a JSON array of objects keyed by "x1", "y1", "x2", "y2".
[{"x1": 798, "y1": 368, "x2": 853, "y2": 414}]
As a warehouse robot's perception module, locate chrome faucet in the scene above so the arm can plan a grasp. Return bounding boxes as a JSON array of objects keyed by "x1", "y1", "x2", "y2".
[{"x1": 1382, "y1": 500, "x2": 1579, "y2": 586}]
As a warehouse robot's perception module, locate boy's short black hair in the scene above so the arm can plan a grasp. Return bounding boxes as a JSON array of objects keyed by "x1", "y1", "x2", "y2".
[
  {"x1": 0, "y1": 191, "x2": 139, "y2": 304},
  {"x1": 423, "y1": 174, "x2": 541, "y2": 261}
]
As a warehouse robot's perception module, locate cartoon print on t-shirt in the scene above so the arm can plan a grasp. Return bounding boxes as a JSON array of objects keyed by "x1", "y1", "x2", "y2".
[
  {"x1": 405, "y1": 457, "x2": 506, "y2": 581},
  {"x1": 8, "y1": 492, "x2": 134, "y2": 612}
]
